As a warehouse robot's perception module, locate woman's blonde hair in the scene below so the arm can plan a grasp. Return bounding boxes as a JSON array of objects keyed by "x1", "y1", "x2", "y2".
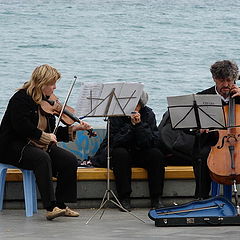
[{"x1": 21, "y1": 64, "x2": 61, "y2": 104}]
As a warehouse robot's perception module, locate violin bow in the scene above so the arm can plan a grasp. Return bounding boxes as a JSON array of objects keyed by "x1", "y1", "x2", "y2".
[
  {"x1": 52, "y1": 76, "x2": 78, "y2": 135},
  {"x1": 156, "y1": 203, "x2": 225, "y2": 216}
]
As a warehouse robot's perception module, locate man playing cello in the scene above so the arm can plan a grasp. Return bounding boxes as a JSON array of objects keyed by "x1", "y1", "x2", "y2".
[{"x1": 194, "y1": 60, "x2": 240, "y2": 199}]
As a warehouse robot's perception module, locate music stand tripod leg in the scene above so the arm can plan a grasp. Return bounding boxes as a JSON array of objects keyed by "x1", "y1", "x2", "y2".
[
  {"x1": 85, "y1": 197, "x2": 108, "y2": 224},
  {"x1": 107, "y1": 188, "x2": 145, "y2": 223},
  {"x1": 86, "y1": 118, "x2": 145, "y2": 224},
  {"x1": 98, "y1": 189, "x2": 146, "y2": 223},
  {"x1": 194, "y1": 132, "x2": 204, "y2": 200}
]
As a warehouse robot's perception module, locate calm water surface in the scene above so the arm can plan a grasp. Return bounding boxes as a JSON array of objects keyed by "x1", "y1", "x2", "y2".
[{"x1": 1, "y1": 0, "x2": 240, "y2": 126}]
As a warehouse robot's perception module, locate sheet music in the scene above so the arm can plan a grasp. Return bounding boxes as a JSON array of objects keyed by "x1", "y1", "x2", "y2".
[
  {"x1": 167, "y1": 94, "x2": 225, "y2": 129},
  {"x1": 75, "y1": 81, "x2": 144, "y2": 118},
  {"x1": 94, "y1": 82, "x2": 124, "y2": 116},
  {"x1": 195, "y1": 94, "x2": 225, "y2": 129},
  {"x1": 113, "y1": 82, "x2": 144, "y2": 115},
  {"x1": 167, "y1": 94, "x2": 197, "y2": 128},
  {"x1": 75, "y1": 82, "x2": 103, "y2": 117}
]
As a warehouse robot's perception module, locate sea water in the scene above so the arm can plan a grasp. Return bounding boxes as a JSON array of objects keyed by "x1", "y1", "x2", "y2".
[{"x1": 0, "y1": 0, "x2": 240, "y2": 126}]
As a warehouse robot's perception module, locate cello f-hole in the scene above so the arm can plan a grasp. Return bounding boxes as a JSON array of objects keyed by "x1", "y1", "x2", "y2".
[{"x1": 217, "y1": 136, "x2": 228, "y2": 149}]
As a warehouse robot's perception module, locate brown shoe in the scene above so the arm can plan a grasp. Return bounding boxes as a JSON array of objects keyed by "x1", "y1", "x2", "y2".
[
  {"x1": 46, "y1": 207, "x2": 66, "y2": 220},
  {"x1": 64, "y1": 207, "x2": 79, "y2": 217}
]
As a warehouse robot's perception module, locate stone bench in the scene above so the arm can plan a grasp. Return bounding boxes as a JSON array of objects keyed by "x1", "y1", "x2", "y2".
[{"x1": 6, "y1": 166, "x2": 194, "y2": 181}]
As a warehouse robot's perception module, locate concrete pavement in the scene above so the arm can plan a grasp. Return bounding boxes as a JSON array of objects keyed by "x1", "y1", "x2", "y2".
[{"x1": 1, "y1": 208, "x2": 240, "y2": 240}]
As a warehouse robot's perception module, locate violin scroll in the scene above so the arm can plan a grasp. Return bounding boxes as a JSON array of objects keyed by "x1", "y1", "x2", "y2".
[{"x1": 87, "y1": 128, "x2": 97, "y2": 138}]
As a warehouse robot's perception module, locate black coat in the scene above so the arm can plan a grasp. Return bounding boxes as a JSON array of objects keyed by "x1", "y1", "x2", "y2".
[
  {"x1": 196, "y1": 85, "x2": 240, "y2": 151},
  {"x1": 197, "y1": 86, "x2": 240, "y2": 104},
  {"x1": 0, "y1": 89, "x2": 70, "y2": 163},
  {"x1": 91, "y1": 106, "x2": 160, "y2": 167}
]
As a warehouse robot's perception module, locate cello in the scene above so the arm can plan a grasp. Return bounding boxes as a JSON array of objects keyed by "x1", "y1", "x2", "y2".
[{"x1": 207, "y1": 95, "x2": 240, "y2": 185}]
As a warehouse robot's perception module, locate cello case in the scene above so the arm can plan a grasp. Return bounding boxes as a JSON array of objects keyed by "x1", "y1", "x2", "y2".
[{"x1": 148, "y1": 196, "x2": 240, "y2": 227}]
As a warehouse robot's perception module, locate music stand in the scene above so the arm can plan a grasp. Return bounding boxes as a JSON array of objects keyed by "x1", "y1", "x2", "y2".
[
  {"x1": 79, "y1": 82, "x2": 145, "y2": 224},
  {"x1": 167, "y1": 94, "x2": 226, "y2": 130},
  {"x1": 167, "y1": 94, "x2": 226, "y2": 199}
]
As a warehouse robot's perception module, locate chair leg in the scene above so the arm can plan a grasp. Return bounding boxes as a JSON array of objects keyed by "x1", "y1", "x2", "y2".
[
  {"x1": 212, "y1": 181, "x2": 232, "y2": 201},
  {"x1": 211, "y1": 181, "x2": 220, "y2": 197},
  {"x1": 22, "y1": 170, "x2": 34, "y2": 217},
  {"x1": 0, "y1": 164, "x2": 38, "y2": 216},
  {"x1": 32, "y1": 174, "x2": 37, "y2": 213},
  {"x1": 223, "y1": 185, "x2": 232, "y2": 201},
  {"x1": 0, "y1": 168, "x2": 7, "y2": 210}
]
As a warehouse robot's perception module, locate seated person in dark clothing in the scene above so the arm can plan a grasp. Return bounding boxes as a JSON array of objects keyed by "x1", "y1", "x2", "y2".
[
  {"x1": 91, "y1": 91, "x2": 165, "y2": 211},
  {"x1": 158, "y1": 110, "x2": 199, "y2": 196},
  {"x1": 158, "y1": 110, "x2": 195, "y2": 166},
  {"x1": 0, "y1": 64, "x2": 93, "y2": 220}
]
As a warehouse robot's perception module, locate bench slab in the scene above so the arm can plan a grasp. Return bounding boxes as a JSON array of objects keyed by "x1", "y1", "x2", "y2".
[{"x1": 6, "y1": 166, "x2": 194, "y2": 181}]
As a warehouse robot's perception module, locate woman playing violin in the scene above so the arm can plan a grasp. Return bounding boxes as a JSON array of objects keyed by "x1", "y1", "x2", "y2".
[
  {"x1": 194, "y1": 60, "x2": 240, "y2": 199},
  {"x1": 0, "y1": 64, "x2": 92, "y2": 220}
]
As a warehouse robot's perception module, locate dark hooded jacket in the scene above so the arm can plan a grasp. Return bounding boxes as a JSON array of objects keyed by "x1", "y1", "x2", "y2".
[{"x1": 91, "y1": 106, "x2": 160, "y2": 167}]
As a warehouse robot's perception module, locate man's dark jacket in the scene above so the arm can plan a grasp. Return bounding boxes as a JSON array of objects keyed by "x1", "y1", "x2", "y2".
[
  {"x1": 196, "y1": 85, "x2": 240, "y2": 150},
  {"x1": 198, "y1": 85, "x2": 240, "y2": 103}
]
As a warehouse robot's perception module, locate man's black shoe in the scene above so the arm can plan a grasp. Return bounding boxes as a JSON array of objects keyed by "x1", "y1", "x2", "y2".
[
  {"x1": 119, "y1": 198, "x2": 131, "y2": 212},
  {"x1": 151, "y1": 197, "x2": 164, "y2": 209}
]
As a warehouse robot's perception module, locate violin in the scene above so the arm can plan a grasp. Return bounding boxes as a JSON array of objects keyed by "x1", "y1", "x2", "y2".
[
  {"x1": 207, "y1": 96, "x2": 240, "y2": 185},
  {"x1": 40, "y1": 94, "x2": 97, "y2": 138}
]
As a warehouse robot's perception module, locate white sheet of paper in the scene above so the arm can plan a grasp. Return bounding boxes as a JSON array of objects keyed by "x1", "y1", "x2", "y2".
[
  {"x1": 113, "y1": 82, "x2": 144, "y2": 115},
  {"x1": 167, "y1": 94, "x2": 197, "y2": 128},
  {"x1": 75, "y1": 82, "x2": 144, "y2": 118},
  {"x1": 167, "y1": 94, "x2": 225, "y2": 129},
  {"x1": 195, "y1": 94, "x2": 225, "y2": 129},
  {"x1": 94, "y1": 82, "x2": 125, "y2": 116},
  {"x1": 75, "y1": 82, "x2": 103, "y2": 117}
]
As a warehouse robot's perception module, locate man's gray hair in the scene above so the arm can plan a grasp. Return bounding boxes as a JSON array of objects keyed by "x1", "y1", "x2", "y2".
[
  {"x1": 139, "y1": 90, "x2": 148, "y2": 107},
  {"x1": 210, "y1": 60, "x2": 239, "y2": 81}
]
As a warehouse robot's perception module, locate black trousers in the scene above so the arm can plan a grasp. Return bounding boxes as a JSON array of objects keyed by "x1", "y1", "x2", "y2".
[
  {"x1": 111, "y1": 147, "x2": 165, "y2": 200},
  {"x1": 16, "y1": 144, "x2": 78, "y2": 209}
]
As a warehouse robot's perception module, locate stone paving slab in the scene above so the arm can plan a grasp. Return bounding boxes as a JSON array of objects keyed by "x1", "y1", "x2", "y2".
[{"x1": 0, "y1": 208, "x2": 240, "y2": 240}]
